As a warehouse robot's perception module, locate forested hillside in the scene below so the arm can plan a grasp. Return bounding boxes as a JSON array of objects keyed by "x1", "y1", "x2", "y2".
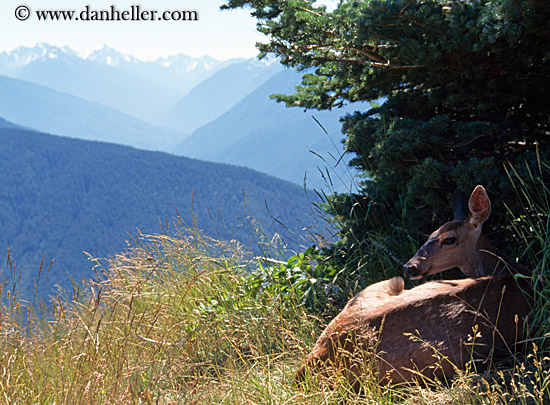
[
  {"x1": 0, "y1": 126, "x2": 315, "y2": 299},
  {"x1": 0, "y1": 117, "x2": 21, "y2": 129}
]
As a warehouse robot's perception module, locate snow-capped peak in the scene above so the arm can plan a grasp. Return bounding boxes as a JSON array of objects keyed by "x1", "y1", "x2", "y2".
[
  {"x1": 84, "y1": 44, "x2": 140, "y2": 66},
  {"x1": 0, "y1": 43, "x2": 77, "y2": 68}
]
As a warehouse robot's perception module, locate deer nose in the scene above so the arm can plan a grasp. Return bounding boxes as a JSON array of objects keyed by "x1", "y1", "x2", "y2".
[{"x1": 403, "y1": 264, "x2": 419, "y2": 279}]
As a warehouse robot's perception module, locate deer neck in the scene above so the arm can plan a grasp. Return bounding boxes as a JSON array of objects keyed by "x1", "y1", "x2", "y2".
[{"x1": 477, "y1": 234, "x2": 530, "y2": 276}]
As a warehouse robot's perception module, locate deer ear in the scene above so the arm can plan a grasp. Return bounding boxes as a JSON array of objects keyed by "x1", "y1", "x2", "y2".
[
  {"x1": 451, "y1": 187, "x2": 468, "y2": 220},
  {"x1": 468, "y1": 185, "x2": 491, "y2": 227}
]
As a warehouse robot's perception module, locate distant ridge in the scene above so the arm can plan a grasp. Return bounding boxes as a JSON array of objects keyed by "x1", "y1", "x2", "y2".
[
  {"x1": 0, "y1": 43, "x2": 240, "y2": 114},
  {"x1": 0, "y1": 74, "x2": 186, "y2": 150},
  {"x1": 0, "y1": 116, "x2": 22, "y2": 129},
  {"x1": 0, "y1": 126, "x2": 316, "y2": 300},
  {"x1": 82, "y1": 43, "x2": 236, "y2": 94},
  {"x1": 163, "y1": 58, "x2": 282, "y2": 133},
  {"x1": 0, "y1": 43, "x2": 180, "y2": 120},
  {"x1": 0, "y1": 43, "x2": 359, "y2": 190},
  {"x1": 177, "y1": 69, "x2": 363, "y2": 190}
]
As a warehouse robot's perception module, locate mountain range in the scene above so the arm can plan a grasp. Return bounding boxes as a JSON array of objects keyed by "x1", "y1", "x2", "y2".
[
  {"x1": 84, "y1": 44, "x2": 238, "y2": 95},
  {"x1": 0, "y1": 43, "x2": 236, "y2": 120},
  {"x1": 0, "y1": 74, "x2": 184, "y2": 150},
  {"x1": 162, "y1": 58, "x2": 283, "y2": 133},
  {"x1": 176, "y1": 69, "x2": 362, "y2": 190},
  {"x1": 0, "y1": 42, "x2": 361, "y2": 300},
  {"x1": 0, "y1": 122, "x2": 316, "y2": 300},
  {"x1": 1, "y1": 44, "x2": 360, "y2": 188}
]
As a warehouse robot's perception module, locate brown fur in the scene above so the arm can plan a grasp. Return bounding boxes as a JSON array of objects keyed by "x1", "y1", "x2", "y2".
[
  {"x1": 297, "y1": 186, "x2": 533, "y2": 387},
  {"x1": 296, "y1": 275, "x2": 531, "y2": 387},
  {"x1": 404, "y1": 186, "x2": 529, "y2": 279}
]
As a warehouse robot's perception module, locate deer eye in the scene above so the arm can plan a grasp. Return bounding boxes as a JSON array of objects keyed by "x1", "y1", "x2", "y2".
[{"x1": 441, "y1": 237, "x2": 457, "y2": 246}]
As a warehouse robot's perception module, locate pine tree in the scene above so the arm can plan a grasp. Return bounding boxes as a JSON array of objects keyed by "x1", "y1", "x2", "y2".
[{"x1": 223, "y1": 0, "x2": 550, "y2": 274}]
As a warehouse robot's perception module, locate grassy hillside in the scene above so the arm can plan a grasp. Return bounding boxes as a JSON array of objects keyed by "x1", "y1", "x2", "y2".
[
  {"x1": 0, "y1": 126, "x2": 318, "y2": 300},
  {"x1": 0, "y1": 219, "x2": 547, "y2": 403}
]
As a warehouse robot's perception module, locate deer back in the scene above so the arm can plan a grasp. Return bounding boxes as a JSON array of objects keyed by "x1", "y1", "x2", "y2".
[
  {"x1": 297, "y1": 275, "x2": 532, "y2": 386},
  {"x1": 297, "y1": 185, "x2": 533, "y2": 387}
]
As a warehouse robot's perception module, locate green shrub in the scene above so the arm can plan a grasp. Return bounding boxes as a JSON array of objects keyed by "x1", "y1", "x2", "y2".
[
  {"x1": 0, "y1": 198, "x2": 548, "y2": 403},
  {"x1": 223, "y1": 0, "x2": 550, "y2": 285}
]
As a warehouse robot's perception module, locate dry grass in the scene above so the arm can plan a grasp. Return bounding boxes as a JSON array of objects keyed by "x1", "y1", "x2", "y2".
[{"x1": 0, "y1": 218, "x2": 548, "y2": 404}]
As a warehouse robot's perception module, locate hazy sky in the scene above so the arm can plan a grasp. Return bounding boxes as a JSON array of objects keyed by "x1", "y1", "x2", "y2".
[{"x1": 0, "y1": 0, "x2": 338, "y2": 61}]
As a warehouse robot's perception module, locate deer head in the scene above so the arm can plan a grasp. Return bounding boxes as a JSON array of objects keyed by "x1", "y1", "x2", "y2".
[{"x1": 403, "y1": 185, "x2": 491, "y2": 279}]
